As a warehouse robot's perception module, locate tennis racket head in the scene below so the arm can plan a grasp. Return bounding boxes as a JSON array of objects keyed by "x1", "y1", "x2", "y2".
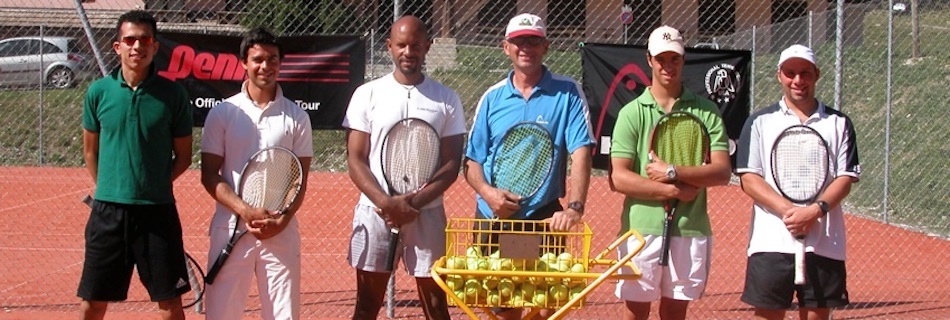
[
  {"x1": 490, "y1": 122, "x2": 555, "y2": 201},
  {"x1": 771, "y1": 125, "x2": 831, "y2": 204},
  {"x1": 381, "y1": 118, "x2": 441, "y2": 195},
  {"x1": 649, "y1": 111, "x2": 711, "y2": 167},
  {"x1": 238, "y1": 146, "x2": 304, "y2": 213},
  {"x1": 182, "y1": 253, "x2": 205, "y2": 308}
]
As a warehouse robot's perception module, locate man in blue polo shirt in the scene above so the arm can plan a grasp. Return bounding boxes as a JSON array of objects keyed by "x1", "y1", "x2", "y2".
[{"x1": 463, "y1": 13, "x2": 595, "y2": 319}]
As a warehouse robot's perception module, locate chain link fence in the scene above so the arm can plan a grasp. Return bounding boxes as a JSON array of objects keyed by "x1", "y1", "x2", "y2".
[{"x1": 1, "y1": 0, "x2": 947, "y2": 319}]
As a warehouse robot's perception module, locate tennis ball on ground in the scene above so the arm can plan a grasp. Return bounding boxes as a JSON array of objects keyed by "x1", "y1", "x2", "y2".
[
  {"x1": 498, "y1": 278, "x2": 515, "y2": 297},
  {"x1": 549, "y1": 283, "x2": 569, "y2": 302}
]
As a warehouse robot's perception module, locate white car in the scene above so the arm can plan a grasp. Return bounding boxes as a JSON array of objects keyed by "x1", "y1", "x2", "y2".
[
  {"x1": 0, "y1": 36, "x2": 95, "y2": 89},
  {"x1": 893, "y1": 2, "x2": 908, "y2": 14}
]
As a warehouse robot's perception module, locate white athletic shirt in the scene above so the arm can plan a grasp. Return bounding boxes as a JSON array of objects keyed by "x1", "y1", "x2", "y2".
[
  {"x1": 201, "y1": 83, "x2": 314, "y2": 230},
  {"x1": 342, "y1": 73, "x2": 467, "y2": 209},
  {"x1": 735, "y1": 99, "x2": 861, "y2": 261}
]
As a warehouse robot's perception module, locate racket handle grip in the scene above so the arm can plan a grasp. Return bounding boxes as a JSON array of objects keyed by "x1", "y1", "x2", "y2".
[
  {"x1": 794, "y1": 236, "x2": 806, "y2": 285},
  {"x1": 384, "y1": 228, "x2": 400, "y2": 272},
  {"x1": 205, "y1": 241, "x2": 237, "y2": 285},
  {"x1": 659, "y1": 219, "x2": 674, "y2": 266}
]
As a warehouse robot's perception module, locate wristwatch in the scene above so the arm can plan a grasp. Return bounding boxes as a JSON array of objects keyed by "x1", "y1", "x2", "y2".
[
  {"x1": 815, "y1": 200, "x2": 831, "y2": 216},
  {"x1": 665, "y1": 164, "x2": 677, "y2": 180},
  {"x1": 567, "y1": 201, "x2": 585, "y2": 214}
]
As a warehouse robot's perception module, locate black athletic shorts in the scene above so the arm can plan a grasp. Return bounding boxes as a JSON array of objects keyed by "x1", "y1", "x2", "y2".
[
  {"x1": 76, "y1": 199, "x2": 191, "y2": 302},
  {"x1": 741, "y1": 252, "x2": 849, "y2": 310}
]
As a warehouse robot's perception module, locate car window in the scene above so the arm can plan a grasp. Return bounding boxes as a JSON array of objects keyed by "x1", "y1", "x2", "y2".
[
  {"x1": 38, "y1": 40, "x2": 62, "y2": 54},
  {"x1": 0, "y1": 40, "x2": 31, "y2": 57}
]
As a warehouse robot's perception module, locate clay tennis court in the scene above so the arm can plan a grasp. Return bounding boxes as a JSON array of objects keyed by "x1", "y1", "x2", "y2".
[{"x1": 1, "y1": 167, "x2": 947, "y2": 319}]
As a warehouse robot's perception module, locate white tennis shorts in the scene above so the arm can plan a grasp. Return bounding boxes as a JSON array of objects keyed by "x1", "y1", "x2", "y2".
[
  {"x1": 347, "y1": 203, "x2": 446, "y2": 277},
  {"x1": 615, "y1": 234, "x2": 711, "y2": 302}
]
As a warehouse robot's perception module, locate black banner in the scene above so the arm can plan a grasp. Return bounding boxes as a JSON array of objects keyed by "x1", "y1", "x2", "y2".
[
  {"x1": 154, "y1": 33, "x2": 365, "y2": 129},
  {"x1": 581, "y1": 43, "x2": 750, "y2": 170}
]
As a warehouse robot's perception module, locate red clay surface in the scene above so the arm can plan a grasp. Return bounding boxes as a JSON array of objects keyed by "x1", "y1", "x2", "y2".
[{"x1": 1, "y1": 167, "x2": 947, "y2": 319}]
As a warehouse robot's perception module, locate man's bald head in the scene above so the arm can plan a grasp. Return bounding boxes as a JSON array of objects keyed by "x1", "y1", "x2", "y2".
[{"x1": 391, "y1": 15, "x2": 428, "y2": 39}]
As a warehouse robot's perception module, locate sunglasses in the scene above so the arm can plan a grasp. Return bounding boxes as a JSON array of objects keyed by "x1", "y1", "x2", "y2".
[
  {"x1": 119, "y1": 36, "x2": 155, "y2": 46},
  {"x1": 506, "y1": 36, "x2": 545, "y2": 47}
]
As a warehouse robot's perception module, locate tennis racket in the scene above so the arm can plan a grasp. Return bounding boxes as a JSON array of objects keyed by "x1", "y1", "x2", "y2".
[
  {"x1": 490, "y1": 122, "x2": 555, "y2": 209},
  {"x1": 182, "y1": 252, "x2": 205, "y2": 308},
  {"x1": 771, "y1": 125, "x2": 831, "y2": 285},
  {"x1": 380, "y1": 118, "x2": 441, "y2": 272},
  {"x1": 204, "y1": 146, "x2": 304, "y2": 284},
  {"x1": 649, "y1": 111, "x2": 711, "y2": 266},
  {"x1": 81, "y1": 195, "x2": 205, "y2": 308}
]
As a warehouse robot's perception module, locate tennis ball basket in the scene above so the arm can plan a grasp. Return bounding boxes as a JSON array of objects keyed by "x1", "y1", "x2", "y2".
[{"x1": 431, "y1": 218, "x2": 645, "y2": 320}]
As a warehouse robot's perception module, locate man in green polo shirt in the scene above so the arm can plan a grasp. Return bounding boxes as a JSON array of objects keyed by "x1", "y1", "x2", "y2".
[
  {"x1": 608, "y1": 26, "x2": 732, "y2": 320},
  {"x1": 78, "y1": 10, "x2": 193, "y2": 320}
]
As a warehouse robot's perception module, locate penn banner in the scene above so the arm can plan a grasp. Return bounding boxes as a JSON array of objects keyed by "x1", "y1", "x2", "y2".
[
  {"x1": 581, "y1": 43, "x2": 750, "y2": 170},
  {"x1": 154, "y1": 32, "x2": 365, "y2": 129}
]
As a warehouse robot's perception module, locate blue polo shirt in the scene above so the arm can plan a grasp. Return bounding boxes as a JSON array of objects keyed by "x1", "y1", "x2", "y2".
[{"x1": 466, "y1": 66, "x2": 594, "y2": 219}]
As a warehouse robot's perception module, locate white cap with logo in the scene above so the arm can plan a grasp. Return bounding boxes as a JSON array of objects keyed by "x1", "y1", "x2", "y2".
[
  {"x1": 506, "y1": 13, "x2": 546, "y2": 39},
  {"x1": 777, "y1": 44, "x2": 817, "y2": 68},
  {"x1": 648, "y1": 25, "x2": 685, "y2": 56}
]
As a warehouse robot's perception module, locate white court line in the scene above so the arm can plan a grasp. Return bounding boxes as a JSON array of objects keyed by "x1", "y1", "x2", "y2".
[
  {"x1": 0, "y1": 189, "x2": 92, "y2": 213},
  {"x1": 923, "y1": 24, "x2": 950, "y2": 31}
]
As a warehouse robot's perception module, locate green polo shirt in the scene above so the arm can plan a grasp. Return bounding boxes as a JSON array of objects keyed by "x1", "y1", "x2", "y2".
[
  {"x1": 82, "y1": 66, "x2": 193, "y2": 205},
  {"x1": 610, "y1": 87, "x2": 728, "y2": 237}
]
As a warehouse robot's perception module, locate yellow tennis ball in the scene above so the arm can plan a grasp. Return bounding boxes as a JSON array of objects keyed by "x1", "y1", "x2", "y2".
[
  {"x1": 520, "y1": 283, "x2": 536, "y2": 298},
  {"x1": 498, "y1": 278, "x2": 515, "y2": 297},
  {"x1": 557, "y1": 252, "x2": 574, "y2": 262},
  {"x1": 570, "y1": 262, "x2": 586, "y2": 273},
  {"x1": 533, "y1": 290, "x2": 548, "y2": 307},
  {"x1": 549, "y1": 283, "x2": 569, "y2": 302}
]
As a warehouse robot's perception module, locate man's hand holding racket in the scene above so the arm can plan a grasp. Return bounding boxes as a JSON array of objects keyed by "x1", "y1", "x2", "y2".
[
  {"x1": 374, "y1": 193, "x2": 420, "y2": 227},
  {"x1": 645, "y1": 151, "x2": 700, "y2": 202},
  {"x1": 480, "y1": 187, "x2": 522, "y2": 219}
]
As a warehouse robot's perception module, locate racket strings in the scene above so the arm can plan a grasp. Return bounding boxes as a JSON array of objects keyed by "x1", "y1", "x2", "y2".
[
  {"x1": 653, "y1": 116, "x2": 708, "y2": 166},
  {"x1": 493, "y1": 124, "x2": 554, "y2": 199},
  {"x1": 382, "y1": 120, "x2": 441, "y2": 195},
  {"x1": 240, "y1": 149, "x2": 302, "y2": 211},
  {"x1": 772, "y1": 130, "x2": 830, "y2": 203}
]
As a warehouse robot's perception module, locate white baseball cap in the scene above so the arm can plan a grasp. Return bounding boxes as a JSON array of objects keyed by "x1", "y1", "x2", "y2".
[
  {"x1": 648, "y1": 25, "x2": 685, "y2": 56},
  {"x1": 506, "y1": 13, "x2": 546, "y2": 39},
  {"x1": 778, "y1": 44, "x2": 817, "y2": 68}
]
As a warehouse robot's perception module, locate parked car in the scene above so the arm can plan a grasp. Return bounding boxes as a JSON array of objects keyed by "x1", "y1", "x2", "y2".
[{"x1": 0, "y1": 36, "x2": 95, "y2": 89}]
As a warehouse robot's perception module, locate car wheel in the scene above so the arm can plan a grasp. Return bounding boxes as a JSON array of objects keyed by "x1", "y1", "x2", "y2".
[{"x1": 47, "y1": 67, "x2": 75, "y2": 89}]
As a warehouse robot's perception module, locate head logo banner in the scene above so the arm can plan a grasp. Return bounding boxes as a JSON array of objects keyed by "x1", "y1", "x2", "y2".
[
  {"x1": 154, "y1": 32, "x2": 365, "y2": 129},
  {"x1": 581, "y1": 43, "x2": 750, "y2": 169}
]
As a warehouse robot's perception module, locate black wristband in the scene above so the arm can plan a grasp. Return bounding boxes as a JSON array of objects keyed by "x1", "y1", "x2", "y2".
[{"x1": 816, "y1": 200, "x2": 831, "y2": 216}]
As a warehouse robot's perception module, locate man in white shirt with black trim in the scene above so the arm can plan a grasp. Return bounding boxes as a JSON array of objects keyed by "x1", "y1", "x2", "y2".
[{"x1": 735, "y1": 44, "x2": 861, "y2": 320}]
